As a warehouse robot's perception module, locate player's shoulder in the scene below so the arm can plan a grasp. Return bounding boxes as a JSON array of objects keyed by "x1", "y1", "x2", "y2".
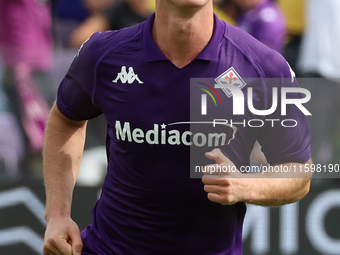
[
  {"x1": 76, "y1": 23, "x2": 144, "y2": 61},
  {"x1": 223, "y1": 23, "x2": 291, "y2": 78}
]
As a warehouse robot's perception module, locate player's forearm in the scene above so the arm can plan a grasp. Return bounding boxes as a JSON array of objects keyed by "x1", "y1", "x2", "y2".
[
  {"x1": 244, "y1": 160, "x2": 313, "y2": 206},
  {"x1": 43, "y1": 104, "x2": 87, "y2": 222}
]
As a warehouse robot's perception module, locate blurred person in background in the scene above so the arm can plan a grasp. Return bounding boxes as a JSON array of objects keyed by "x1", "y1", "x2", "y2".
[
  {"x1": 213, "y1": 0, "x2": 239, "y2": 25},
  {"x1": 232, "y1": 0, "x2": 286, "y2": 53},
  {"x1": 277, "y1": 0, "x2": 305, "y2": 75},
  {"x1": 52, "y1": 0, "x2": 116, "y2": 48},
  {"x1": 52, "y1": 0, "x2": 91, "y2": 48},
  {"x1": 0, "y1": 61, "x2": 24, "y2": 179},
  {"x1": 70, "y1": 0, "x2": 153, "y2": 48},
  {"x1": 298, "y1": 0, "x2": 340, "y2": 176},
  {"x1": 0, "y1": 0, "x2": 55, "y2": 178},
  {"x1": 83, "y1": 0, "x2": 118, "y2": 13}
]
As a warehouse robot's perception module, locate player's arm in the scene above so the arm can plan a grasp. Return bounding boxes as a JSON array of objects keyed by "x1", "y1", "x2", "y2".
[
  {"x1": 202, "y1": 149, "x2": 312, "y2": 206},
  {"x1": 43, "y1": 103, "x2": 86, "y2": 255}
]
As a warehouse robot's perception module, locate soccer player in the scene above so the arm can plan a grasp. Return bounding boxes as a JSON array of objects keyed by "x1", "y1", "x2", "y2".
[{"x1": 42, "y1": 0, "x2": 312, "y2": 254}]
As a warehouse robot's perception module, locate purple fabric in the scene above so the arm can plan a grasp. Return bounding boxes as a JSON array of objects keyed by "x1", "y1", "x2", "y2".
[
  {"x1": 237, "y1": 0, "x2": 286, "y2": 53},
  {"x1": 56, "y1": 13, "x2": 311, "y2": 255},
  {"x1": 0, "y1": 0, "x2": 53, "y2": 70}
]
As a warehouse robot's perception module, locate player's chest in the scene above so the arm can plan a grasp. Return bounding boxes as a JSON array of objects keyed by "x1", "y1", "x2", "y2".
[{"x1": 94, "y1": 61, "x2": 263, "y2": 127}]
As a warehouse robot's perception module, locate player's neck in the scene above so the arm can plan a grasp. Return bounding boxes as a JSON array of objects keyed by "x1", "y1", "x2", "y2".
[{"x1": 152, "y1": 4, "x2": 214, "y2": 69}]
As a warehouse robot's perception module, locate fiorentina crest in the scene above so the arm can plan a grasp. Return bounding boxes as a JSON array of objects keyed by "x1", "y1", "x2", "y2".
[{"x1": 215, "y1": 67, "x2": 247, "y2": 98}]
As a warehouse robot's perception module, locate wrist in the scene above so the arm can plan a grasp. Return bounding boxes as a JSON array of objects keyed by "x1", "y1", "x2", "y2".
[
  {"x1": 240, "y1": 178, "x2": 258, "y2": 204},
  {"x1": 45, "y1": 208, "x2": 71, "y2": 223}
]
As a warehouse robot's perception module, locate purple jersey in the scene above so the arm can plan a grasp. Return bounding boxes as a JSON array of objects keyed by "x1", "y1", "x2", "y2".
[
  {"x1": 57, "y1": 13, "x2": 310, "y2": 255},
  {"x1": 237, "y1": 0, "x2": 286, "y2": 53}
]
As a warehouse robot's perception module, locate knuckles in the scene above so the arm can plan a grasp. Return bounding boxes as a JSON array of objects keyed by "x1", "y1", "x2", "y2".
[
  {"x1": 47, "y1": 237, "x2": 58, "y2": 246},
  {"x1": 74, "y1": 242, "x2": 84, "y2": 251},
  {"x1": 219, "y1": 178, "x2": 232, "y2": 186},
  {"x1": 42, "y1": 243, "x2": 53, "y2": 254}
]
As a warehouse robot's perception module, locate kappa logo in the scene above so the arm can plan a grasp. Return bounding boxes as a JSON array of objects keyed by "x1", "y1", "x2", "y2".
[
  {"x1": 112, "y1": 66, "x2": 144, "y2": 84},
  {"x1": 215, "y1": 67, "x2": 247, "y2": 98}
]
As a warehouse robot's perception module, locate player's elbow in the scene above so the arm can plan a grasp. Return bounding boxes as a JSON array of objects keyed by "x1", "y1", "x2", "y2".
[{"x1": 296, "y1": 178, "x2": 311, "y2": 202}]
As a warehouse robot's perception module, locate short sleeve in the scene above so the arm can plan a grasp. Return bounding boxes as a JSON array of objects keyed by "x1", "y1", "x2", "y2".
[
  {"x1": 256, "y1": 58, "x2": 312, "y2": 165},
  {"x1": 56, "y1": 32, "x2": 105, "y2": 120},
  {"x1": 57, "y1": 76, "x2": 102, "y2": 121}
]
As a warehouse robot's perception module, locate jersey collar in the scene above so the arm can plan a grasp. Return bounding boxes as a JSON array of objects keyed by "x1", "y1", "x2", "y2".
[{"x1": 143, "y1": 13, "x2": 225, "y2": 62}]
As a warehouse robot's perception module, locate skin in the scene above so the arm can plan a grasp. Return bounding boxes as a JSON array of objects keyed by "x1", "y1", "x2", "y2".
[
  {"x1": 153, "y1": 0, "x2": 214, "y2": 68},
  {"x1": 43, "y1": 1, "x2": 312, "y2": 254},
  {"x1": 43, "y1": 104, "x2": 86, "y2": 255},
  {"x1": 203, "y1": 149, "x2": 312, "y2": 206}
]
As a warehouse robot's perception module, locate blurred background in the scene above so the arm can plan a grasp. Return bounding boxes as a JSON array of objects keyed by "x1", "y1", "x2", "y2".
[{"x1": 0, "y1": 0, "x2": 339, "y2": 254}]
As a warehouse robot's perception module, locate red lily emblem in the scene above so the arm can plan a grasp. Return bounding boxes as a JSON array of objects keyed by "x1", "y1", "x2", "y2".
[{"x1": 225, "y1": 72, "x2": 238, "y2": 84}]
